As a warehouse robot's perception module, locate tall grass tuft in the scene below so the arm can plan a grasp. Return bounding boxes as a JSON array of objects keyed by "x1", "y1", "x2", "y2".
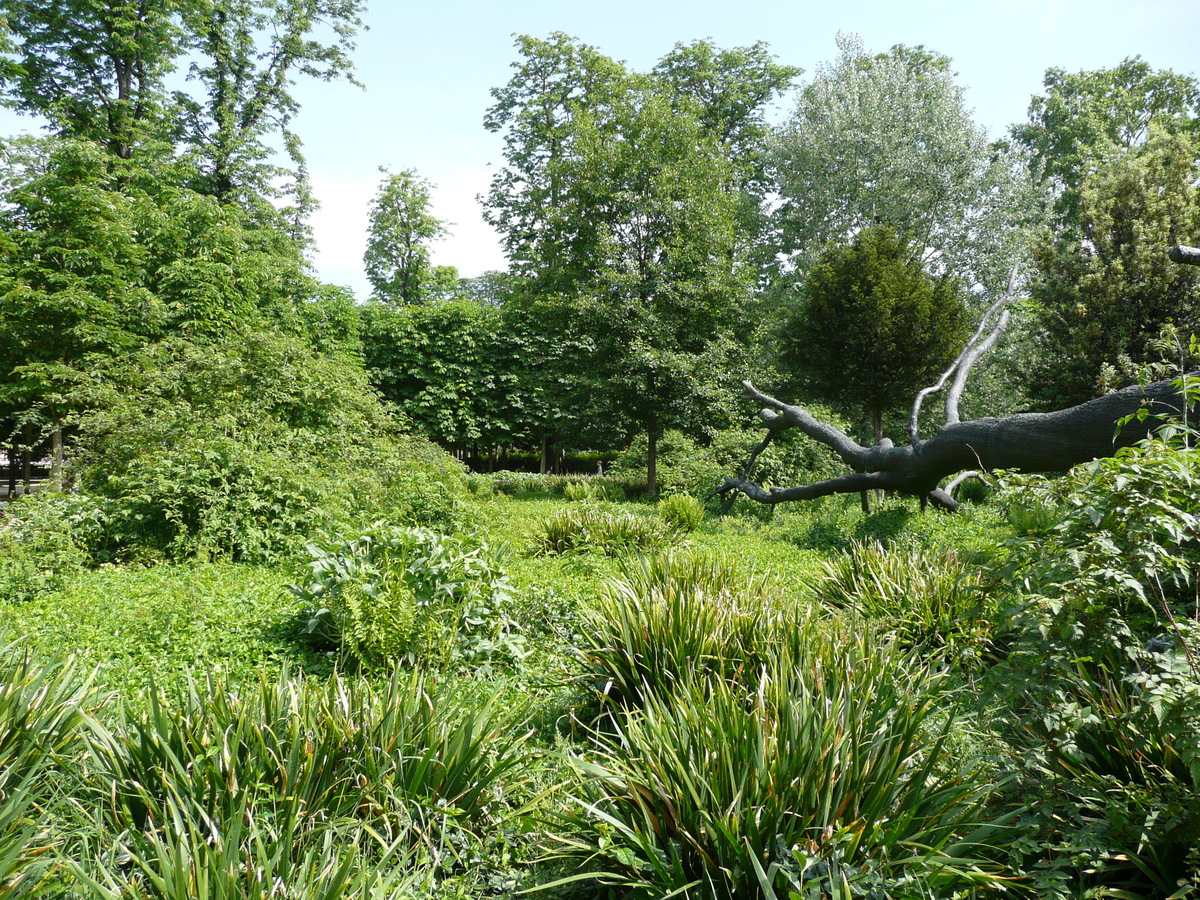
[
  {"x1": 80, "y1": 667, "x2": 531, "y2": 885},
  {"x1": 0, "y1": 647, "x2": 92, "y2": 893},
  {"x1": 812, "y1": 538, "x2": 992, "y2": 659},
  {"x1": 577, "y1": 550, "x2": 794, "y2": 709},
  {"x1": 656, "y1": 493, "x2": 705, "y2": 533},
  {"x1": 556, "y1": 624, "x2": 1010, "y2": 898},
  {"x1": 530, "y1": 506, "x2": 676, "y2": 556}
]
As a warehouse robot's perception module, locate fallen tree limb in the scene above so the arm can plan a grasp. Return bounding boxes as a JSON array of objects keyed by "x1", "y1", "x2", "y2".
[{"x1": 717, "y1": 376, "x2": 1189, "y2": 512}]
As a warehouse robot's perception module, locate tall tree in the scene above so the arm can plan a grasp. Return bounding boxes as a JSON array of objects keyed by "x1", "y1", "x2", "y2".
[
  {"x1": 771, "y1": 33, "x2": 1040, "y2": 295},
  {"x1": 0, "y1": 139, "x2": 157, "y2": 482},
  {"x1": 174, "y1": 0, "x2": 365, "y2": 209},
  {"x1": 780, "y1": 226, "x2": 970, "y2": 445},
  {"x1": 483, "y1": 33, "x2": 630, "y2": 292},
  {"x1": 653, "y1": 40, "x2": 799, "y2": 275},
  {"x1": 1013, "y1": 57, "x2": 1200, "y2": 228},
  {"x1": 485, "y1": 35, "x2": 786, "y2": 489},
  {"x1": 364, "y1": 168, "x2": 449, "y2": 305},
  {"x1": 1027, "y1": 128, "x2": 1200, "y2": 408},
  {"x1": 0, "y1": 0, "x2": 184, "y2": 160}
]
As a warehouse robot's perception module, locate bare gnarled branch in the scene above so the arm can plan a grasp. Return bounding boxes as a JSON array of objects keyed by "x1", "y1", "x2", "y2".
[{"x1": 908, "y1": 267, "x2": 1018, "y2": 444}]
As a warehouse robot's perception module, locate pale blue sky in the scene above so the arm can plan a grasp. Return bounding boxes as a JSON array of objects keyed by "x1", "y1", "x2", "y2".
[{"x1": 4, "y1": 0, "x2": 1198, "y2": 298}]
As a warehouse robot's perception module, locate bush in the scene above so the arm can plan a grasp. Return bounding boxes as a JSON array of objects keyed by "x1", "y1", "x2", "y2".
[
  {"x1": 559, "y1": 626, "x2": 1008, "y2": 898},
  {"x1": 657, "y1": 493, "x2": 705, "y2": 533},
  {"x1": 987, "y1": 436, "x2": 1200, "y2": 895},
  {"x1": 290, "y1": 523, "x2": 527, "y2": 670},
  {"x1": 530, "y1": 506, "x2": 677, "y2": 557},
  {"x1": 76, "y1": 330, "x2": 468, "y2": 563},
  {"x1": 0, "y1": 492, "x2": 105, "y2": 601}
]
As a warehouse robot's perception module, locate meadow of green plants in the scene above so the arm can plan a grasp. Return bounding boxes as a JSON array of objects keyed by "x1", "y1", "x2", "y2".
[{"x1": 2, "y1": 426, "x2": 1198, "y2": 900}]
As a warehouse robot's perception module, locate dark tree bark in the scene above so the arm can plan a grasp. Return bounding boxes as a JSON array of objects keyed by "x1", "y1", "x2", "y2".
[
  {"x1": 1169, "y1": 245, "x2": 1200, "y2": 266},
  {"x1": 717, "y1": 269, "x2": 1194, "y2": 513}
]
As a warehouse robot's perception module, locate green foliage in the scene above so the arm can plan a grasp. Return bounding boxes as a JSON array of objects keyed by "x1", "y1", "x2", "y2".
[
  {"x1": 985, "y1": 430, "x2": 1200, "y2": 894},
  {"x1": 0, "y1": 492, "x2": 107, "y2": 602},
  {"x1": 75, "y1": 330, "x2": 466, "y2": 562},
  {"x1": 484, "y1": 35, "x2": 759, "y2": 491},
  {"x1": 0, "y1": 649, "x2": 92, "y2": 894},
  {"x1": 1027, "y1": 128, "x2": 1200, "y2": 407},
  {"x1": 557, "y1": 626, "x2": 1008, "y2": 899},
  {"x1": 77, "y1": 667, "x2": 528, "y2": 893},
  {"x1": 1013, "y1": 55, "x2": 1200, "y2": 227},
  {"x1": 657, "y1": 493, "x2": 705, "y2": 533},
  {"x1": 780, "y1": 225, "x2": 971, "y2": 441},
  {"x1": 772, "y1": 33, "x2": 1040, "y2": 294},
  {"x1": 290, "y1": 523, "x2": 527, "y2": 670},
  {"x1": 530, "y1": 506, "x2": 677, "y2": 557},
  {"x1": 812, "y1": 538, "x2": 993, "y2": 661}
]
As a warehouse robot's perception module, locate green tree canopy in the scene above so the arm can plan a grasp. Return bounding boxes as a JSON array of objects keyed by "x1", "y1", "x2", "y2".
[
  {"x1": 484, "y1": 34, "x2": 760, "y2": 490},
  {"x1": 780, "y1": 226, "x2": 971, "y2": 443},
  {"x1": 771, "y1": 33, "x2": 1041, "y2": 296},
  {"x1": 1013, "y1": 56, "x2": 1200, "y2": 228},
  {"x1": 1027, "y1": 128, "x2": 1200, "y2": 408}
]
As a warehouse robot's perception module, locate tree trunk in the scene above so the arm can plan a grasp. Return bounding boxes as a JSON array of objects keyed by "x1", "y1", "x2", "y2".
[
  {"x1": 22, "y1": 423, "x2": 33, "y2": 492},
  {"x1": 647, "y1": 429, "x2": 658, "y2": 497},
  {"x1": 50, "y1": 414, "x2": 64, "y2": 490},
  {"x1": 1168, "y1": 245, "x2": 1200, "y2": 266}
]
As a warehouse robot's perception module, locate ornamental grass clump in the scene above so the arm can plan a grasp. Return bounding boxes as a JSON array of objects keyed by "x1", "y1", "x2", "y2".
[
  {"x1": 656, "y1": 492, "x2": 705, "y2": 533},
  {"x1": 812, "y1": 537, "x2": 992, "y2": 660},
  {"x1": 78, "y1": 667, "x2": 530, "y2": 892},
  {"x1": 578, "y1": 550, "x2": 793, "y2": 709},
  {"x1": 530, "y1": 505, "x2": 676, "y2": 557},
  {"x1": 0, "y1": 649, "x2": 92, "y2": 891},
  {"x1": 555, "y1": 622, "x2": 1010, "y2": 899}
]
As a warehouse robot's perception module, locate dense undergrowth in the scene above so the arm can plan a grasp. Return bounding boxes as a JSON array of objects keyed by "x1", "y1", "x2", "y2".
[{"x1": 1, "y1": 433, "x2": 1199, "y2": 898}]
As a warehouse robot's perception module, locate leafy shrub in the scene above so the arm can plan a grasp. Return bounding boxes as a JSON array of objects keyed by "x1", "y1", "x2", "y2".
[
  {"x1": 559, "y1": 628, "x2": 1008, "y2": 898},
  {"x1": 530, "y1": 506, "x2": 676, "y2": 557},
  {"x1": 987, "y1": 436, "x2": 1200, "y2": 894},
  {"x1": 0, "y1": 492, "x2": 105, "y2": 601},
  {"x1": 657, "y1": 493, "x2": 704, "y2": 533},
  {"x1": 76, "y1": 330, "x2": 467, "y2": 563},
  {"x1": 609, "y1": 430, "x2": 720, "y2": 497},
  {"x1": 812, "y1": 538, "x2": 992, "y2": 660},
  {"x1": 290, "y1": 523, "x2": 527, "y2": 670},
  {"x1": 578, "y1": 551, "x2": 792, "y2": 709}
]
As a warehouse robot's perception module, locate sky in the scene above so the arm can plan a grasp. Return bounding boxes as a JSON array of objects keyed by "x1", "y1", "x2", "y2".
[{"x1": 4, "y1": 0, "x2": 1198, "y2": 299}]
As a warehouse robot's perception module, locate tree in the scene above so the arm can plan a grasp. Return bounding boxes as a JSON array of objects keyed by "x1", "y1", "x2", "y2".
[
  {"x1": 175, "y1": 0, "x2": 365, "y2": 208},
  {"x1": 0, "y1": 139, "x2": 157, "y2": 483},
  {"x1": 770, "y1": 33, "x2": 1041, "y2": 294},
  {"x1": 364, "y1": 169, "x2": 449, "y2": 305},
  {"x1": 780, "y1": 226, "x2": 971, "y2": 445},
  {"x1": 0, "y1": 0, "x2": 183, "y2": 160},
  {"x1": 1027, "y1": 128, "x2": 1200, "y2": 408},
  {"x1": 1013, "y1": 57, "x2": 1200, "y2": 228},
  {"x1": 485, "y1": 35, "x2": 772, "y2": 491},
  {"x1": 652, "y1": 40, "x2": 800, "y2": 275},
  {"x1": 483, "y1": 33, "x2": 629, "y2": 292}
]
